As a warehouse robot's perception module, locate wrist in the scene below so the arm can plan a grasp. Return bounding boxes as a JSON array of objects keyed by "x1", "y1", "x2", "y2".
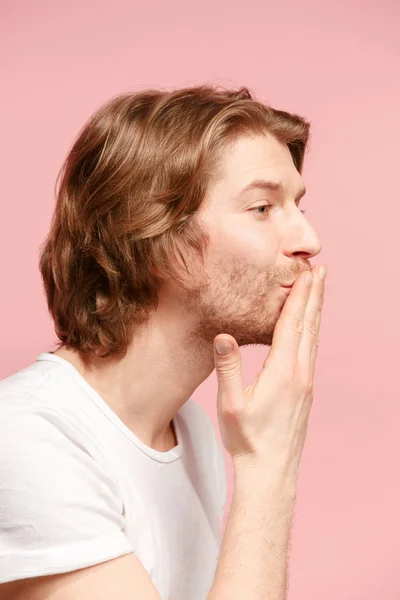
[{"x1": 232, "y1": 452, "x2": 300, "y2": 492}]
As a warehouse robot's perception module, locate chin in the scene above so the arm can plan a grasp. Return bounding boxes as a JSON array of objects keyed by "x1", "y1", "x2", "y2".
[{"x1": 234, "y1": 328, "x2": 275, "y2": 347}]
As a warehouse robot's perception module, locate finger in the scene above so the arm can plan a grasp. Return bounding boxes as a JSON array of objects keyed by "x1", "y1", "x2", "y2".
[
  {"x1": 213, "y1": 334, "x2": 245, "y2": 416},
  {"x1": 310, "y1": 283, "x2": 325, "y2": 381},
  {"x1": 297, "y1": 265, "x2": 326, "y2": 374},
  {"x1": 309, "y1": 311, "x2": 321, "y2": 382},
  {"x1": 266, "y1": 269, "x2": 313, "y2": 373}
]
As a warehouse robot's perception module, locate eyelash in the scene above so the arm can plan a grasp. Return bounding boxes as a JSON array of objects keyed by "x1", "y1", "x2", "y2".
[{"x1": 251, "y1": 205, "x2": 307, "y2": 216}]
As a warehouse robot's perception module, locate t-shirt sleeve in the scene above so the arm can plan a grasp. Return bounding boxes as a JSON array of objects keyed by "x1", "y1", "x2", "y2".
[{"x1": 0, "y1": 406, "x2": 134, "y2": 584}]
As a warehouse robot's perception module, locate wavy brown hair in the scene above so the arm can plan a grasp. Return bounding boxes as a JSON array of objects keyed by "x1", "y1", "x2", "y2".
[{"x1": 39, "y1": 85, "x2": 311, "y2": 360}]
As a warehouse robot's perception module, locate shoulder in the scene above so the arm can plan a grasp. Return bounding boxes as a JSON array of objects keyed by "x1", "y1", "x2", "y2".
[
  {"x1": 0, "y1": 360, "x2": 118, "y2": 492},
  {"x1": 0, "y1": 359, "x2": 135, "y2": 585},
  {"x1": 0, "y1": 356, "x2": 72, "y2": 418},
  {"x1": 0, "y1": 365, "x2": 130, "y2": 585}
]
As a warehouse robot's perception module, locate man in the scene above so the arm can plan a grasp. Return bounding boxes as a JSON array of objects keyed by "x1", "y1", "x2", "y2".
[{"x1": 0, "y1": 85, "x2": 326, "y2": 600}]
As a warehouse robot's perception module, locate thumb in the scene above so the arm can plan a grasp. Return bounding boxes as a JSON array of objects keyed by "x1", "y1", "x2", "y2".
[{"x1": 214, "y1": 335, "x2": 244, "y2": 413}]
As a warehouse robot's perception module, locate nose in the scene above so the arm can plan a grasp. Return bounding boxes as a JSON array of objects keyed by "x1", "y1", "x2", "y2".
[{"x1": 282, "y1": 214, "x2": 322, "y2": 264}]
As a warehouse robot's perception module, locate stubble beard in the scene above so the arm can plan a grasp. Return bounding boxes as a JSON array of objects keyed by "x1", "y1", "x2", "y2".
[{"x1": 184, "y1": 261, "x2": 281, "y2": 351}]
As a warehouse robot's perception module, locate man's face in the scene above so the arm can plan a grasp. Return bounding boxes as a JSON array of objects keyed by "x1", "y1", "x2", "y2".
[{"x1": 184, "y1": 132, "x2": 322, "y2": 348}]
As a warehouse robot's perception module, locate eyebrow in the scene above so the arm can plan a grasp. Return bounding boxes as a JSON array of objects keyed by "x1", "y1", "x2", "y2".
[{"x1": 237, "y1": 179, "x2": 306, "y2": 202}]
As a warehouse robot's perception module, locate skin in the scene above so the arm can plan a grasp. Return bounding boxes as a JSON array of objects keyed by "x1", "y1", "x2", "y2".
[{"x1": 54, "y1": 132, "x2": 322, "y2": 452}]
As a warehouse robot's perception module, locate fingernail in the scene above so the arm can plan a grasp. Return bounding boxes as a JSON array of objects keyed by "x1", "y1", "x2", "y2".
[
  {"x1": 319, "y1": 266, "x2": 327, "y2": 281},
  {"x1": 216, "y1": 340, "x2": 233, "y2": 355}
]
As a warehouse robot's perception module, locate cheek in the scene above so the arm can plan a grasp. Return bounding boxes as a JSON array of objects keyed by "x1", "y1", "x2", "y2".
[{"x1": 207, "y1": 218, "x2": 279, "y2": 268}]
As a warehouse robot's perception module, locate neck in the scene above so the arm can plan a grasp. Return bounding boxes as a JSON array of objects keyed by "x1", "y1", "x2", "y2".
[{"x1": 53, "y1": 312, "x2": 215, "y2": 451}]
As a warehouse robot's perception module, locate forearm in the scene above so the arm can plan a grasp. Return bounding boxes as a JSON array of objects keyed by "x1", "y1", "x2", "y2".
[{"x1": 207, "y1": 460, "x2": 298, "y2": 600}]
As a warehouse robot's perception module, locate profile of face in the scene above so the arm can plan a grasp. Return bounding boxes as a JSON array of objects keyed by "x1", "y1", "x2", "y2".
[{"x1": 180, "y1": 133, "x2": 323, "y2": 348}]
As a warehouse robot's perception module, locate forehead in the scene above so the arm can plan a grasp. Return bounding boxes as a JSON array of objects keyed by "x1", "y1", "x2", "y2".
[{"x1": 208, "y1": 133, "x2": 304, "y2": 201}]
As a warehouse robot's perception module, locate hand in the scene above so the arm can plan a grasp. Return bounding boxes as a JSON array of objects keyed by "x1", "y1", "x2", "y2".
[{"x1": 213, "y1": 264, "x2": 326, "y2": 470}]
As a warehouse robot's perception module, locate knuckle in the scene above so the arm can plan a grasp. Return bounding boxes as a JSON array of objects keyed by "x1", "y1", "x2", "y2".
[
  {"x1": 303, "y1": 377, "x2": 314, "y2": 394},
  {"x1": 216, "y1": 361, "x2": 242, "y2": 380},
  {"x1": 220, "y1": 400, "x2": 244, "y2": 422},
  {"x1": 296, "y1": 370, "x2": 314, "y2": 393},
  {"x1": 304, "y1": 320, "x2": 317, "y2": 336},
  {"x1": 308, "y1": 388, "x2": 315, "y2": 404},
  {"x1": 290, "y1": 318, "x2": 304, "y2": 336}
]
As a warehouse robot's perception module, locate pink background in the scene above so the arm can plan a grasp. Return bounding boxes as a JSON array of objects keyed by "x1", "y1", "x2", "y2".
[{"x1": 1, "y1": 1, "x2": 399, "y2": 597}]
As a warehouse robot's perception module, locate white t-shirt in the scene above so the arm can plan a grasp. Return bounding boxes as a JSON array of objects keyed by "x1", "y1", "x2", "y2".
[{"x1": 0, "y1": 352, "x2": 227, "y2": 599}]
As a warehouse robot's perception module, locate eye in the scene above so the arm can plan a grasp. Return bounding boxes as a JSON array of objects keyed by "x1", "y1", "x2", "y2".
[
  {"x1": 250, "y1": 204, "x2": 271, "y2": 215},
  {"x1": 250, "y1": 205, "x2": 307, "y2": 216}
]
